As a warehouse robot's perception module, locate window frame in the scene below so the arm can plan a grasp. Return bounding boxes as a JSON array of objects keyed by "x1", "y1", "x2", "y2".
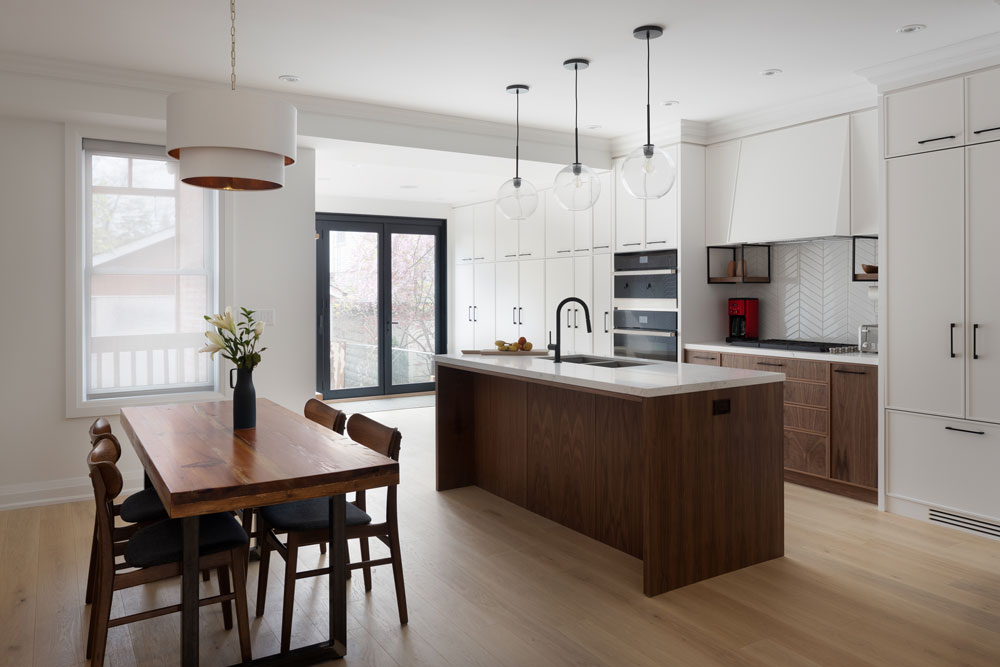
[{"x1": 65, "y1": 125, "x2": 229, "y2": 417}]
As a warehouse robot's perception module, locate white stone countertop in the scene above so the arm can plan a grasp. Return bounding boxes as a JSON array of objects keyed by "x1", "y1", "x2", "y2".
[
  {"x1": 434, "y1": 353, "x2": 784, "y2": 399},
  {"x1": 684, "y1": 341, "x2": 879, "y2": 366}
]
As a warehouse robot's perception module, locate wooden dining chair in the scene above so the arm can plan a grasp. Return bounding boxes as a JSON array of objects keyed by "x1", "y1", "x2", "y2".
[
  {"x1": 255, "y1": 413, "x2": 407, "y2": 652},
  {"x1": 240, "y1": 399, "x2": 348, "y2": 557},
  {"x1": 86, "y1": 439, "x2": 252, "y2": 667},
  {"x1": 85, "y1": 418, "x2": 169, "y2": 605}
]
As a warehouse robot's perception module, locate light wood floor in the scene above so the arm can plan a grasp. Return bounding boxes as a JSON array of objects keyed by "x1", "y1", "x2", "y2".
[{"x1": 3, "y1": 406, "x2": 1000, "y2": 666}]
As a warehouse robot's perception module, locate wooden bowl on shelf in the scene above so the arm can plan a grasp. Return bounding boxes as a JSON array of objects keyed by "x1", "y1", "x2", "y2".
[{"x1": 861, "y1": 264, "x2": 878, "y2": 274}]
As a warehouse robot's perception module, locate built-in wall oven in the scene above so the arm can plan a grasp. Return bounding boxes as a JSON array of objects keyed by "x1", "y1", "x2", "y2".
[{"x1": 612, "y1": 249, "x2": 678, "y2": 361}]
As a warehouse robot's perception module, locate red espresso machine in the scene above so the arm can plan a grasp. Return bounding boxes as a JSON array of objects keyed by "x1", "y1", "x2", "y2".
[{"x1": 727, "y1": 298, "x2": 759, "y2": 342}]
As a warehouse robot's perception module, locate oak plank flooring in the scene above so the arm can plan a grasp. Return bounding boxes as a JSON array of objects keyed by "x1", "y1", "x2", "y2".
[{"x1": 2, "y1": 406, "x2": 1000, "y2": 666}]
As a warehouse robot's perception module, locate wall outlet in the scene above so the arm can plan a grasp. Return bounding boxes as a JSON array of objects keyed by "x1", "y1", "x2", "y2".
[{"x1": 256, "y1": 308, "x2": 276, "y2": 326}]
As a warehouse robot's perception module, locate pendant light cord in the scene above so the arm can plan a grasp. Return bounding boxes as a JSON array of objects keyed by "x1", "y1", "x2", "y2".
[
  {"x1": 230, "y1": 0, "x2": 237, "y2": 91},
  {"x1": 515, "y1": 90, "x2": 520, "y2": 179},
  {"x1": 645, "y1": 31, "x2": 651, "y2": 146},
  {"x1": 574, "y1": 65, "x2": 580, "y2": 165}
]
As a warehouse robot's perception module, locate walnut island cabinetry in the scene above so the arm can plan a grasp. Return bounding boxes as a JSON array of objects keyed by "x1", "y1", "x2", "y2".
[{"x1": 434, "y1": 353, "x2": 786, "y2": 596}]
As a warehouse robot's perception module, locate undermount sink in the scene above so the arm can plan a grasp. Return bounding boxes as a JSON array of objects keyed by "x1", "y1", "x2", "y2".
[
  {"x1": 539, "y1": 355, "x2": 653, "y2": 368},
  {"x1": 586, "y1": 360, "x2": 650, "y2": 368}
]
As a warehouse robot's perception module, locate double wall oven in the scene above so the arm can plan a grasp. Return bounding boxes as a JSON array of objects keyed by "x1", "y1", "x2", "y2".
[{"x1": 612, "y1": 249, "x2": 678, "y2": 361}]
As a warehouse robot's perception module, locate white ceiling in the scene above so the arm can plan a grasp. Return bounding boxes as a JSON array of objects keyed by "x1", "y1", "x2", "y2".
[{"x1": 2, "y1": 1, "x2": 999, "y2": 139}]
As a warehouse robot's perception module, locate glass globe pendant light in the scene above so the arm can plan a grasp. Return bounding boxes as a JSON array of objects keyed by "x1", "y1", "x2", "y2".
[
  {"x1": 621, "y1": 25, "x2": 676, "y2": 200},
  {"x1": 496, "y1": 84, "x2": 539, "y2": 221},
  {"x1": 553, "y1": 59, "x2": 601, "y2": 211}
]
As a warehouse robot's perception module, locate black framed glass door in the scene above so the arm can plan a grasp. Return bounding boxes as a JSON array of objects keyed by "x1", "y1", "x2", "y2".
[{"x1": 316, "y1": 213, "x2": 446, "y2": 399}]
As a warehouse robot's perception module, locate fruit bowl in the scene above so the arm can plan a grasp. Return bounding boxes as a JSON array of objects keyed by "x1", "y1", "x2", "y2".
[{"x1": 861, "y1": 264, "x2": 878, "y2": 274}]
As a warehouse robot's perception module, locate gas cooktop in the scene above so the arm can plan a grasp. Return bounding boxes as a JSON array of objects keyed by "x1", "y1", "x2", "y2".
[{"x1": 727, "y1": 339, "x2": 859, "y2": 354}]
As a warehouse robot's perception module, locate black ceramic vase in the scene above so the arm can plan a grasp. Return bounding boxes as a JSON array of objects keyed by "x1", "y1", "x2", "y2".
[{"x1": 230, "y1": 367, "x2": 256, "y2": 429}]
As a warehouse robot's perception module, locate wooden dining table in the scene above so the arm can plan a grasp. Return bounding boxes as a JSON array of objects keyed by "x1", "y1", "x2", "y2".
[{"x1": 120, "y1": 398, "x2": 399, "y2": 667}]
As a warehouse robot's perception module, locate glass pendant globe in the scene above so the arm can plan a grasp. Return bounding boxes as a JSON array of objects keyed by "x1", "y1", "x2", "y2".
[
  {"x1": 621, "y1": 144, "x2": 676, "y2": 199},
  {"x1": 496, "y1": 177, "x2": 539, "y2": 221},
  {"x1": 553, "y1": 163, "x2": 601, "y2": 211}
]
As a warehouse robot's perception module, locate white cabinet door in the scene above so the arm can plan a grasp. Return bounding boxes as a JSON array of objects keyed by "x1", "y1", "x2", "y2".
[
  {"x1": 884, "y1": 77, "x2": 965, "y2": 158},
  {"x1": 473, "y1": 202, "x2": 495, "y2": 262},
  {"x1": 472, "y1": 263, "x2": 495, "y2": 349},
  {"x1": 644, "y1": 145, "x2": 678, "y2": 249},
  {"x1": 850, "y1": 109, "x2": 880, "y2": 236},
  {"x1": 887, "y1": 410, "x2": 1000, "y2": 521},
  {"x1": 544, "y1": 257, "x2": 574, "y2": 351},
  {"x1": 518, "y1": 259, "x2": 546, "y2": 348},
  {"x1": 453, "y1": 263, "x2": 475, "y2": 350},
  {"x1": 592, "y1": 171, "x2": 612, "y2": 253},
  {"x1": 966, "y1": 68, "x2": 1000, "y2": 146},
  {"x1": 494, "y1": 261, "x2": 519, "y2": 344},
  {"x1": 886, "y1": 149, "x2": 965, "y2": 418},
  {"x1": 545, "y1": 190, "x2": 574, "y2": 257},
  {"x1": 494, "y1": 204, "x2": 519, "y2": 261},
  {"x1": 705, "y1": 141, "x2": 740, "y2": 246},
  {"x1": 452, "y1": 206, "x2": 475, "y2": 264},
  {"x1": 966, "y1": 142, "x2": 1000, "y2": 423},
  {"x1": 517, "y1": 196, "x2": 546, "y2": 259},
  {"x1": 614, "y1": 158, "x2": 645, "y2": 251},
  {"x1": 592, "y1": 253, "x2": 612, "y2": 356},
  {"x1": 573, "y1": 209, "x2": 593, "y2": 255},
  {"x1": 572, "y1": 256, "x2": 593, "y2": 354},
  {"x1": 730, "y1": 115, "x2": 851, "y2": 242}
]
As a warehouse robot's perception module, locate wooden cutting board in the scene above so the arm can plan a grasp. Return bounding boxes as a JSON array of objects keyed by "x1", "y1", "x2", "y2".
[{"x1": 461, "y1": 349, "x2": 550, "y2": 356}]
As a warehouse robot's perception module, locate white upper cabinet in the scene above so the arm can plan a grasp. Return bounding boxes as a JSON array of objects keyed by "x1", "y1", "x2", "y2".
[
  {"x1": 884, "y1": 77, "x2": 965, "y2": 158},
  {"x1": 472, "y1": 202, "x2": 495, "y2": 262},
  {"x1": 614, "y1": 158, "x2": 645, "y2": 251},
  {"x1": 645, "y1": 145, "x2": 679, "y2": 249},
  {"x1": 966, "y1": 68, "x2": 1000, "y2": 145},
  {"x1": 453, "y1": 206, "x2": 475, "y2": 264},
  {"x1": 850, "y1": 109, "x2": 880, "y2": 236},
  {"x1": 592, "y1": 171, "x2": 612, "y2": 253},
  {"x1": 705, "y1": 141, "x2": 740, "y2": 246},
  {"x1": 730, "y1": 115, "x2": 851, "y2": 243},
  {"x1": 494, "y1": 203, "x2": 519, "y2": 261},
  {"x1": 516, "y1": 195, "x2": 546, "y2": 259},
  {"x1": 573, "y1": 209, "x2": 593, "y2": 255},
  {"x1": 545, "y1": 190, "x2": 574, "y2": 257}
]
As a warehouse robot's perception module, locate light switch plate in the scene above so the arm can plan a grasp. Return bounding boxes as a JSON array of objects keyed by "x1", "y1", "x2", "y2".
[{"x1": 256, "y1": 308, "x2": 276, "y2": 326}]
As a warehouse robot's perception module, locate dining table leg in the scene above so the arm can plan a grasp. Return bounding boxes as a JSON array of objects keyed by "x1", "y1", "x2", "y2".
[
  {"x1": 329, "y1": 494, "x2": 347, "y2": 657},
  {"x1": 182, "y1": 515, "x2": 200, "y2": 666}
]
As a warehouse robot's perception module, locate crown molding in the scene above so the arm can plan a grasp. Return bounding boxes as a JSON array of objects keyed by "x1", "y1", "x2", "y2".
[
  {"x1": 702, "y1": 82, "x2": 876, "y2": 145},
  {"x1": 610, "y1": 119, "x2": 711, "y2": 157},
  {"x1": 0, "y1": 51, "x2": 610, "y2": 165},
  {"x1": 856, "y1": 31, "x2": 1000, "y2": 93}
]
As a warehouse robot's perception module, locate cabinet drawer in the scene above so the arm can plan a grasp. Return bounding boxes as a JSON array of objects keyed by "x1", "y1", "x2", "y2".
[
  {"x1": 784, "y1": 405, "x2": 828, "y2": 435},
  {"x1": 721, "y1": 353, "x2": 828, "y2": 382},
  {"x1": 887, "y1": 411, "x2": 1000, "y2": 520},
  {"x1": 784, "y1": 429, "x2": 828, "y2": 476},
  {"x1": 885, "y1": 77, "x2": 965, "y2": 158},
  {"x1": 784, "y1": 380, "x2": 829, "y2": 408},
  {"x1": 684, "y1": 350, "x2": 721, "y2": 366}
]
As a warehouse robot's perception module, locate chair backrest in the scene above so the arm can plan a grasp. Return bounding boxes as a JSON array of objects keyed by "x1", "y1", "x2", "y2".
[
  {"x1": 346, "y1": 413, "x2": 402, "y2": 461},
  {"x1": 304, "y1": 398, "x2": 347, "y2": 435},
  {"x1": 88, "y1": 439, "x2": 124, "y2": 551},
  {"x1": 88, "y1": 417, "x2": 122, "y2": 461}
]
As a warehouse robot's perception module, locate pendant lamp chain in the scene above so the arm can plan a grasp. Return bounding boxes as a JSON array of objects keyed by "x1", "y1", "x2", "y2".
[{"x1": 230, "y1": 0, "x2": 237, "y2": 91}]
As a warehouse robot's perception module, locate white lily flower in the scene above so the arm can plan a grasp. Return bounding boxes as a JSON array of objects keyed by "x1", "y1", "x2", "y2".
[
  {"x1": 253, "y1": 321, "x2": 265, "y2": 338},
  {"x1": 207, "y1": 313, "x2": 227, "y2": 329},
  {"x1": 198, "y1": 343, "x2": 222, "y2": 359},
  {"x1": 222, "y1": 307, "x2": 237, "y2": 334},
  {"x1": 205, "y1": 329, "x2": 227, "y2": 349}
]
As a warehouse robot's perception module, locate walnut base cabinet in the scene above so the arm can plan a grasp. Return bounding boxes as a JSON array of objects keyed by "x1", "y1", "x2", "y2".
[{"x1": 720, "y1": 351, "x2": 878, "y2": 503}]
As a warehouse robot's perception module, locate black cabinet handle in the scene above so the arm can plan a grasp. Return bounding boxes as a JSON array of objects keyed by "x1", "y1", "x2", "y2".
[
  {"x1": 473, "y1": 306, "x2": 478, "y2": 322},
  {"x1": 623, "y1": 242, "x2": 641, "y2": 247},
  {"x1": 646, "y1": 240, "x2": 666, "y2": 245},
  {"x1": 973, "y1": 127, "x2": 1000, "y2": 135},
  {"x1": 574, "y1": 309, "x2": 579, "y2": 329},
  {"x1": 917, "y1": 135, "x2": 957, "y2": 145},
  {"x1": 834, "y1": 369, "x2": 867, "y2": 375},
  {"x1": 519, "y1": 253, "x2": 532, "y2": 256},
  {"x1": 974, "y1": 323, "x2": 979, "y2": 360},
  {"x1": 604, "y1": 311, "x2": 609, "y2": 333},
  {"x1": 950, "y1": 323, "x2": 956, "y2": 358},
  {"x1": 518, "y1": 307, "x2": 523, "y2": 325},
  {"x1": 504, "y1": 254, "x2": 516, "y2": 258},
  {"x1": 756, "y1": 361, "x2": 784, "y2": 367},
  {"x1": 474, "y1": 256, "x2": 485, "y2": 260},
  {"x1": 557, "y1": 249, "x2": 572, "y2": 254},
  {"x1": 693, "y1": 355, "x2": 716, "y2": 360},
  {"x1": 468, "y1": 306, "x2": 472, "y2": 322},
  {"x1": 512, "y1": 307, "x2": 517, "y2": 325},
  {"x1": 566, "y1": 309, "x2": 572, "y2": 328},
  {"x1": 593, "y1": 245, "x2": 609, "y2": 249},
  {"x1": 575, "y1": 248, "x2": 589, "y2": 252},
  {"x1": 946, "y1": 426, "x2": 985, "y2": 436}
]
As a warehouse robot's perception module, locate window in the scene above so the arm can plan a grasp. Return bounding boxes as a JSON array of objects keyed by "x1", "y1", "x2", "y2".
[{"x1": 82, "y1": 139, "x2": 218, "y2": 400}]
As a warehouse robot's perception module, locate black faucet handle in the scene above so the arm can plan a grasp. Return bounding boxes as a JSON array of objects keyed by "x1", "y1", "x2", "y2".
[{"x1": 547, "y1": 331, "x2": 556, "y2": 350}]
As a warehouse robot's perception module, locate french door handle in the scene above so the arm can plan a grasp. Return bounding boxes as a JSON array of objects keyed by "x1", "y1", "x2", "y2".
[
  {"x1": 604, "y1": 311, "x2": 609, "y2": 333},
  {"x1": 518, "y1": 307, "x2": 523, "y2": 325},
  {"x1": 950, "y1": 323, "x2": 956, "y2": 358},
  {"x1": 945, "y1": 426, "x2": 985, "y2": 436},
  {"x1": 973, "y1": 127, "x2": 1000, "y2": 135},
  {"x1": 512, "y1": 307, "x2": 517, "y2": 325},
  {"x1": 917, "y1": 135, "x2": 957, "y2": 145},
  {"x1": 974, "y1": 323, "x2": 979, "y2": 360}
]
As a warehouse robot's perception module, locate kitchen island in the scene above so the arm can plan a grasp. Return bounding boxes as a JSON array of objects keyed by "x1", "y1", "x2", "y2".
[{"x1": 435, "y1": 353, "x2": 786, "y2": 596}]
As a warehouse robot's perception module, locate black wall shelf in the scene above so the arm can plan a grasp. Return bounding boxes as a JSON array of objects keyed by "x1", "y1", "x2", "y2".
[
  {"x1": 851, "y1": 235, "x2": 879, "y2": 282},
  {"x1": 706, "y1": 244, "x2": 772, "y2": 284}
]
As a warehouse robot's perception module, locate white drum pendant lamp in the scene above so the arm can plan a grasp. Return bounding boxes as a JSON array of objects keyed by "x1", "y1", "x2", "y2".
[
  {"x1": 553, "y1": 59, "x2": 600, "y2": 212},
  {"x1": 166, "y1": 0, "x2": 296, "y2": 191},
  {"x1": 496, "y1": 84, "x2": 539, "y2": 221},
  {"x1": 621, "y1": 25, "x2": 675, "y2": 200}
]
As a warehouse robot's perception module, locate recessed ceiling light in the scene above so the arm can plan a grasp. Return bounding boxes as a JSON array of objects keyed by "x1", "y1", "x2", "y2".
[
  {"x1": 584, "y1": 124, "x2": 602, "y2": 130},
  {"x1": 278, "y1": 74, "x2": 300, "y2": 83},
  {"x1": 897, "y1": 24, "x2": 926, "y2": 34},
  {"x1": 660, "y1": 100, "x2": 680, "y2": 107},
  {"x1": 400, "y1": 184, "x2": 419, "y2": 189},
  {"x1": 760, "y1": 68, "x2": 783, "y2": 77}
]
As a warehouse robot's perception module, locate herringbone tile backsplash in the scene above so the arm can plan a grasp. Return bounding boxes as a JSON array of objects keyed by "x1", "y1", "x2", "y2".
[{"x1": 736, "y1": 238, "x2": 878, "y2": 344}]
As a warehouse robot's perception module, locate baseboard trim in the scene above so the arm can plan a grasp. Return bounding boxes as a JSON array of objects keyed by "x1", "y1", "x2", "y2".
[{"x1": 0, "y1": 472, "x2": 143, "y2": 511}]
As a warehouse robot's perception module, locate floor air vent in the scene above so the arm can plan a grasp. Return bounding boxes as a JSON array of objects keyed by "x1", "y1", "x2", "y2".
[{"x1": 928, "y1": 508, "x2": 1000, "y2": 540}]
